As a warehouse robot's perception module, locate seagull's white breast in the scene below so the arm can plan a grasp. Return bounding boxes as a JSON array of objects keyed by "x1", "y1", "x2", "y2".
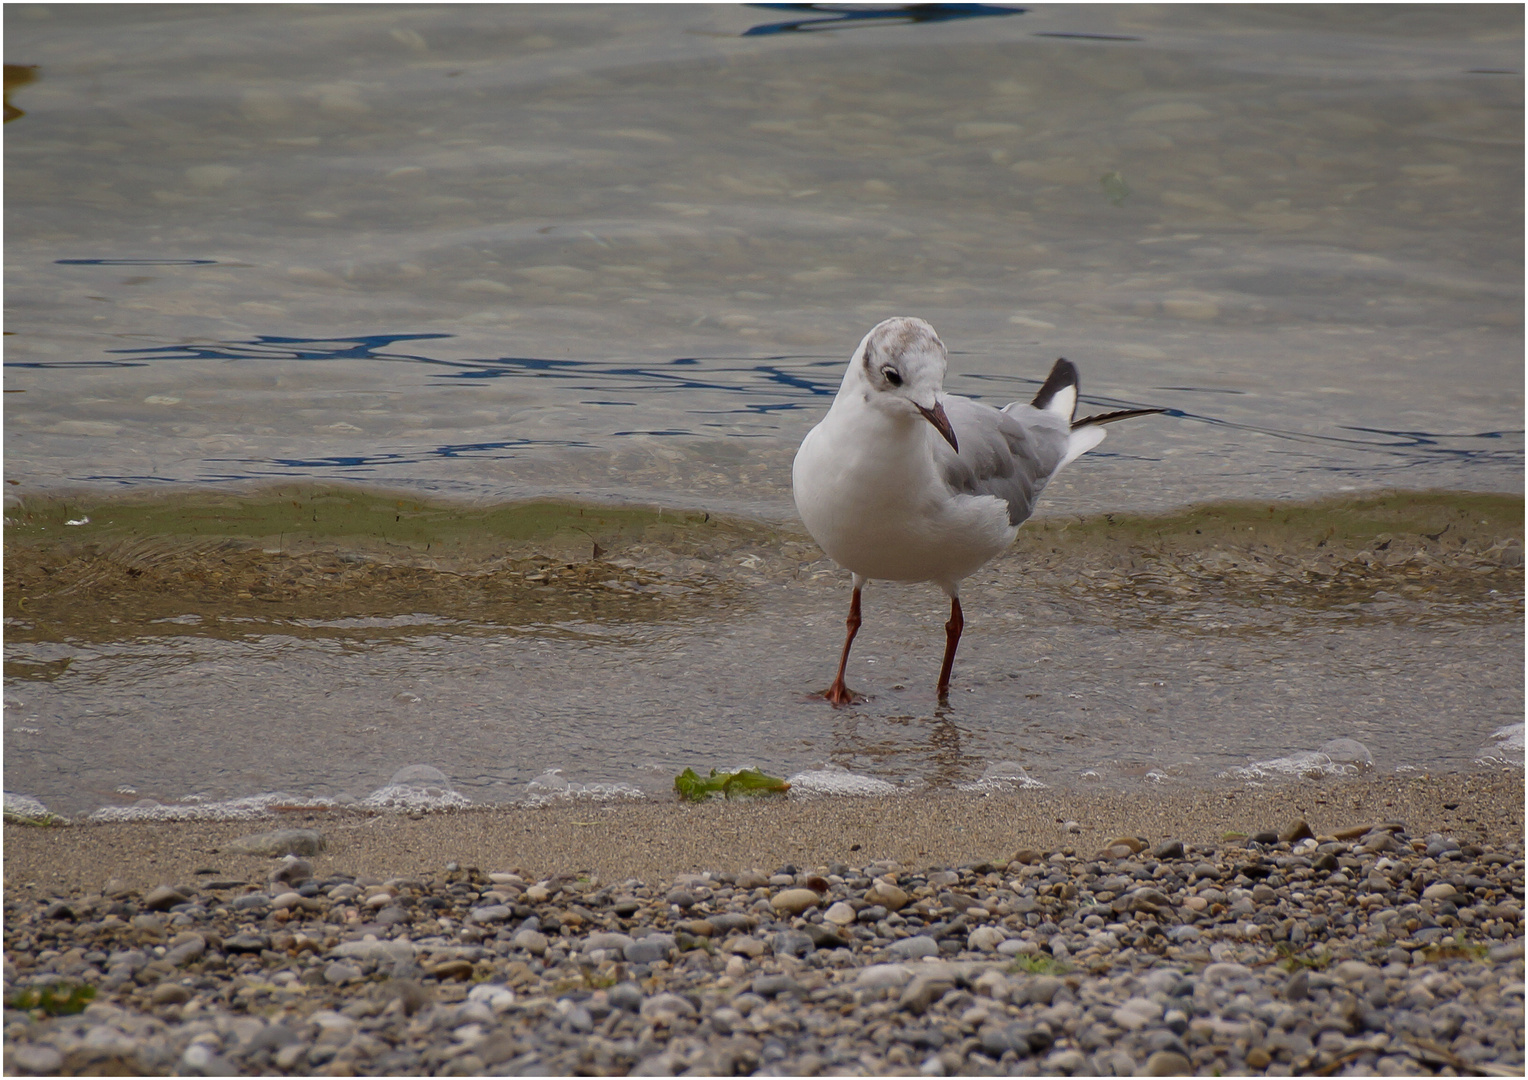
[{"x1": 793, "y1": 398, "x2": 1017, "y2": 589}]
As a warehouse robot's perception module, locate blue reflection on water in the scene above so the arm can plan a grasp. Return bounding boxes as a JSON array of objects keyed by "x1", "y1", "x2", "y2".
[
  {"x1": 13, "y1": 331, "x2": 1522, "y2": 481},
  {"x1": 743, "y1": 3, "x2": 1027, "y2": 37},
  {"x1": 55, "y1": 258, "x2": 221, "y2": 266}
]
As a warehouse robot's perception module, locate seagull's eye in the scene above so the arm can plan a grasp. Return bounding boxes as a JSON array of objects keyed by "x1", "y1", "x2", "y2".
[{"x1": 881, "y1": 367, "x2": 903, "y2": 387}]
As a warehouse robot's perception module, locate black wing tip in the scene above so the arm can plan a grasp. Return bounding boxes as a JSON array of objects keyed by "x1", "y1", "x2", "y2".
[
  {"x1": 1031, "y1": 358, "x2": 1079, "y2": 412},
  {"x1": 1071, "y1": 407, "x2": 1167, "y2": 430}
]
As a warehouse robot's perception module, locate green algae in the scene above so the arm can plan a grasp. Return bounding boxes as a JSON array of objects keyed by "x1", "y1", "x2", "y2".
[
  {"x1": 3, "y1": 485, "x2": 774, "y2": 562},
  {"x1": 673, "y1": 767, "x2": 792, "y2": 802},
  {"x1": 3, "y1": 486, "x2": 1520, "y2": 649},
  {"x1": 1014, "y1": 491, "x2": 1523, "y2": 553}
]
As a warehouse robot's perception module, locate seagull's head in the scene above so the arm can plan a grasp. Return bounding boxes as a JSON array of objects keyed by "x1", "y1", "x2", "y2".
[{"x1": 852, "y1": 316, "x2": 958, "y2": 452}]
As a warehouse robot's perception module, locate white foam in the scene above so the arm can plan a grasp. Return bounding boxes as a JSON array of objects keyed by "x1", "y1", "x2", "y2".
[
  {"x1": 386, "y1": 764, "x2": 452, "y2": 787},
  {"x1": 786, "y1": 767, "x2": 900, "y2": 797},
  {"x1": 955, "y1": 761, "x2": 1047, "y2": 792},
  {"x1": 87, "y1": 791, "x2": 335, "y2": 823},
  {"x1": 1475, "y1": 723, "x2": 1525, "y2": 766},
  {"x1": 519, "y1": 769, "x2": 644, "y2": 807},
  {"x1": 3, "y1": 791, "x2": 69, "y2": 824},
  {"x1": 358, "y1": 783, "x2": 471, "y2": 812},
  {"x1": 1221, "y1": 738, "x2": 1373, "y2": 783}
]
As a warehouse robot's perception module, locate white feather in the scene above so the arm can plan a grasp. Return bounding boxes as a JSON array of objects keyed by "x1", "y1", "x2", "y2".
[
  {"x1": 1059, "y1": 424, "x2": 1107, "y2": 468},
  {"x1": 1043, "y1": 383, "x2": 1076, "y2": 419}
]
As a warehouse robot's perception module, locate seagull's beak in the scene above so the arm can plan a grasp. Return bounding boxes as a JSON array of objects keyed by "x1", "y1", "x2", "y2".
[{"x1": 917, "y1": 400, "x2": 959, "y2": 453}]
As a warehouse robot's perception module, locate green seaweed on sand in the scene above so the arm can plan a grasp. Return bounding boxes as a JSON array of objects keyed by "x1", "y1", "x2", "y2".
[
  {"x1": 1275, "y1": 942, "x2": 1334, "y2": 971},
  {"x1": 1007, "y1": 954, "x2": 1071, "y2": 976},
  {"x1": 6, "y1": 982, "x2": 96, "y2": 1016},
  {"x1": 1419, "y1": 937, "x2": 1492, "y2": 963},
  {"x1": 2, "y1": 808, "x2": 69, "y2": 827},
  {"x1": 674, "y1": 767, "x2": 791, "y2": 802}
]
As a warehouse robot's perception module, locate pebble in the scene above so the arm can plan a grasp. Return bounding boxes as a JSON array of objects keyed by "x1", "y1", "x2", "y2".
[
  {"x1": 2, "y1": 827, "x2": 1522, "y2": 1077},
  {"x1": 225, "y1": 828, "x2": 325, "y2": 857},
  {"x1": 770, "y1": 887, "x2": 820, "y2": 915}
]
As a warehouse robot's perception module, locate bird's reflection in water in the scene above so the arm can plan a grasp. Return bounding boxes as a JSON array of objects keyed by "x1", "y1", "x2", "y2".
[{"x1": 829, "y1": 707, "x2": 982, "y2": 788}]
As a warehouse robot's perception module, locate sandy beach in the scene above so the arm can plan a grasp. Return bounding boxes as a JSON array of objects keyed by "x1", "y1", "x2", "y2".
[
  {"x1": 7, "y1": 772, "x2": 1520, "y2": 894},
  {"x1": 5, "y1": 771, "x2": 1523, "y2": 1077}
]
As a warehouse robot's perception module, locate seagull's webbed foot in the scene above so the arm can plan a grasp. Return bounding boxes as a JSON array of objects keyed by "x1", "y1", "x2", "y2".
[{"x1": 811, "y1": 680, "x2": 866, "y2": 707}]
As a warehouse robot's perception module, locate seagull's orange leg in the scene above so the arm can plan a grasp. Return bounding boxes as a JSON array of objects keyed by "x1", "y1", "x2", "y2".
[
  {"x1": 818, "y1": 584, "x2": 865, "y2": 706},
  {"x1": 936, "y1": 596, "x2": 963, "y2": 700}
]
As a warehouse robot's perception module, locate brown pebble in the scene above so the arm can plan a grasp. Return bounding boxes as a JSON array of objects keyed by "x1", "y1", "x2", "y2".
[
  {"x1": 150, "y1": 982, "x2": 191, "y2": 1005},
  {"x1": 1144, "y1": 1050, "x2": 1193, "y2": 1076},
  {"x1": 771, "y1": 888, "x2": 821, "y2": 915},
  {"x1": 865, "y1": 880, "x2": 910, "y2": 911},
  {"x1": 1010, "y1": 849, "x2": 1044, "y2": 865},
  {"x1": 141, "y1": 885, "x2": 188, "y2": 912},
  {"x1": 1332, "y1": 823, "x2": 1374, "y2": 840},
  {"x1": 428, "y1": 959, "x2": 474, "y2": 980},
  {"x1": 1280, "y1": 818, "x2": 1315, "y2": 843}
]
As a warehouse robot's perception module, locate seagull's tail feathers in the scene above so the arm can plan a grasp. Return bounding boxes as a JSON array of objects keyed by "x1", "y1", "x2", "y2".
[
  {"x1": 1072, "y1": 407, "x2": 1167, "y2": 429},
  {"x1": 1030, "y1": 358, "x2": 1078, "y2": 421},
  {"x1": 1033, "y1": 357, "x2": 1164, "y2": 468},
  {"x1": 1060, "y1": 408, "x2": 1165, "y2": 469}
]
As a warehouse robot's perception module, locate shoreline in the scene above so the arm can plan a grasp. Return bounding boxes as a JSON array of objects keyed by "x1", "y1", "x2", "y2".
[
  {"x1": 4, "y1": 771, "x2": 1522, "y2": 1077},
  {"x1": 7, "y1": 772, "x2": 1521, "y2": 895}
]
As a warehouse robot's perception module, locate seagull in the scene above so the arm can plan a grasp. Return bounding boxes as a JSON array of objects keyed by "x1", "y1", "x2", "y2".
[{"x1": 792, "y1": 316, "x2": 1162, "y2": 705}]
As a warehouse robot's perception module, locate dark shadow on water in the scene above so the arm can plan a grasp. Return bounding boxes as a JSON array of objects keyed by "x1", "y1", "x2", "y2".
[
  {"x1": 55, "y1": 258, "x2": 221, "y2": 266},
  {"x1": 742, "y1": 3, "x2": 1027, "y2": 38}
]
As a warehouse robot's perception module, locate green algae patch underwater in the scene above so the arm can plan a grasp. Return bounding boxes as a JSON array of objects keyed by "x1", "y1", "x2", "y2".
[
  {"x1": 2, "y1": 485, "x2": 785, "y2": 648},
  {"x1": 3, "y1": 485, "x2": 778, "y2": 563}
]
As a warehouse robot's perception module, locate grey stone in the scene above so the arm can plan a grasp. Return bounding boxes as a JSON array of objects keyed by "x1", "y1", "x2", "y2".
[
  {"x1": 165, "y1": 934, "x2": 206, "y2": 966},
  {"x1": 9, "y1": 1044, "x2": 64, "y2": 1075},
  {"x1": 226, "y1": 828, "x2": 325, "y2": 857},
  {"x1": 269, "y1": 856, "x2": 313, "y2": 887},
  {"x1": 706, "y1": 913, "x2": 754, "y2": 934},
  {"x1": 751, "y1": 973, "x2": 802, "y2": 997},
  {"x1": 584, "y1": 931, "x2": 634, "y2": 953},
  {"x1": 608, "y1": 982, "x2": 645, "y2": 1012},
  {"x1": 771, "y1": 929, "x2": 815, "y2": 957},
  {"x1": 141, "y1": 885, "x2": 188, "y2": 911},
  {"x1": 512, "y1": 929, "x2": 549, "y2": 955},
  {"x1": 324, "y1": 961, "x2": 363, "y2": 984},
  {"x1": 803, "y1": 923, "x2": 849, "y2": 949},
  {"x1": 1016, "y1": 975, "x2": 1063, "y2": 1006},
  {"x1": 899, "y1": 972, "x2": 955, "y2": 1013},
  {"x1": 1152, "y1": 839, "x2": 1186, "y2": 860},
  {"x1": 1285, "y1": 968, "x2": 1310, "y2": 1001},
  {"x1": 624, "y1": 935, "x2": 675, "y2": 963},
  {"x1": 887, "y1": 934, "x2": 939, "y2": 960},
  {"x1": 640, "y1": 992, "x2": 696, "y2": 1020}
]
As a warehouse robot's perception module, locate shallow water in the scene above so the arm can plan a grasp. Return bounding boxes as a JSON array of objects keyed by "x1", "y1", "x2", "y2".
[
  {"x1": 2, "y1": 5, "x2": 1523, "y2": 818},
  {"x1": 4, "y1": 4, "x2": 1522, "y2": 516},
  {"x1": 4, "y1": 489, "x2": 1522, "y2": 819}
]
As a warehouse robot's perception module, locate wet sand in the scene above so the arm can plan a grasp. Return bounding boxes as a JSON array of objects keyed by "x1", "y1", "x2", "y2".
[{"x1": 6, "y1": 772, "x2": 1521, "y2": 895}]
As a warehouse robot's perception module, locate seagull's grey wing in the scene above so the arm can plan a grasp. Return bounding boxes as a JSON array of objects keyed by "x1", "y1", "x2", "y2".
[{"x1": 935, "y1": 396, "x2": 1069, "y2": 526}]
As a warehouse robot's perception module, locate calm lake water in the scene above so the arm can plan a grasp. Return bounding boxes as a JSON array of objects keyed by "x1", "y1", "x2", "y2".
[{"x1": 3, "y1": 4, "x2": 1523, "y2": 819}]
